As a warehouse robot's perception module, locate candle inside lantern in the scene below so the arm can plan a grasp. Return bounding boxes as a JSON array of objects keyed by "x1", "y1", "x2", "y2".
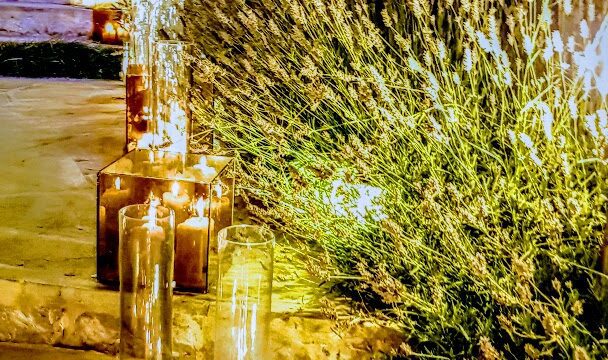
[
  {"x1": 191, "y1": 156, "x2": 217, "y2": 180},
  {"x1": 175, "y1": 197, "x2": 214, "y2": 290},
  {"x1": 127, "y1": 199, "x2": 165, "y2": 289},
  {"x1": 102, "y1": 22, "x2": 118, "y2": 43},
  {"x1": 140, "y1": 150, "x2": 164, "y2": 177},
  {"x1": 162, "y1": 181, "x2": 190, "y2": 225},
  {"x1": 97, "y1": 149, "x2": 235, "y2": 288},
  {"x1": 99, "y1": 177, "x2": 131, "y2": 281},
  {"x1": 211, "y1": 181, "x2": 231, "y2": 230},
  {"x1": 100, "y1": 177, "x2": 131, "y2": 218}
]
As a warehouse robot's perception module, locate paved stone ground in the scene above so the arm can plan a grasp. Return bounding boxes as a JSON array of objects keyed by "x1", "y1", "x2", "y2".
[
  {"x1": 0, "y1": 77, "x2": 124, "y2": 287},
  {"x1": 0, "y1": 77, "x2": 403, "y2": 358},
  {"x1": 0, "y1": 342, "x2": 114, "y2": 359}
]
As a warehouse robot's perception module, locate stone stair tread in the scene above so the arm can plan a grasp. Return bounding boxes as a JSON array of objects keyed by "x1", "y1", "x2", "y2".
[
  {"x1": 0, "y1": 2, "x2": 92, "y2": 41},
  {"x1": 0, "y1": 1, "x2": 88, "y2": 10},
  {"x1": 3, "y1": 0, "x2": 73, "y2": 5}
]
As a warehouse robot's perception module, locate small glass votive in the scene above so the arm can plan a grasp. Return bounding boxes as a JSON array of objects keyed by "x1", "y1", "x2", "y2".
[
  {"x1": 151, "y1": 40, "x2": 193, "y2": 154},
  {"x1": 214, "y1": 225, "x2": 275, "y2": 360},
  {"x1": 119, "y1": 203, "x2": 174, "y2": 360}
]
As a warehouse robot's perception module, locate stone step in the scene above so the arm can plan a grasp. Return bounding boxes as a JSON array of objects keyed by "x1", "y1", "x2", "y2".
[
  {"x1": 3, "y1": 0, "x2": 117, "y2": 9},
  {"x1": 5, "y1": 0, "x2": 73, "y2": 5},
  {"x1": 0, "y1": 2, "x2": 92, "y2": 42}
]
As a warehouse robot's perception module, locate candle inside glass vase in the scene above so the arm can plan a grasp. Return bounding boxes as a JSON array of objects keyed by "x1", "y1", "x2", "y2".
[
  {"x1": 126, "y1": 64, "x2": 151, "y2": 152},
  {"x1": 119, "y1": 201, "x2": 174, "y2": 359},
  {"x1": 174, "y1": 197, "x2": 214, "y2": 290},
  {"x1": 162, "y1": 181, "x2": 190, "y2": 226}
]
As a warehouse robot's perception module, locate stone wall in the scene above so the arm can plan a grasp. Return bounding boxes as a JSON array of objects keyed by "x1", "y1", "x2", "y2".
[
  {"x1": 0, "y1": 2, "x2": 92, "y2": 42},
  {"x1": 0, "y1": 279, "x2": 403, "y2": 359}
]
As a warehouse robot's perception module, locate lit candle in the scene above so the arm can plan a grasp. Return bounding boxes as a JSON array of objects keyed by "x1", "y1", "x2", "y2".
[
  {"x1": 210, "y1": 181, "x2": 231, "y2": 229},
  {"x1": 191, "y1": 156, "x2": 217, "y2": 180},
  {"x1": 102, "y1": 22, "x2": 118, "y2": 43},
  {"x1": 116, "y1": 25, "x2": 127, "y2": 41},
  {"x1": 140, "y1": 150, "x2": 163, "y2": 177},
  {"x1": 98, "y1": 177, "x2": 131, "y2": 282},
  {"x1": 100, "y1": 177, "x2": 131, "y2": 227},
  {"x1": 126, "y1": 65, "x2": 151, "y2": 151},
  {"x1": 162, "y1": 181, "x2": 190, "y2": 225},
  {"x1": 175, "y1": 197, "x2": 214, "y2": 290}
]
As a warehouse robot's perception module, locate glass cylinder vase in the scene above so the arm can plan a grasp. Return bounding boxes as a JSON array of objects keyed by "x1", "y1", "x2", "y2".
[
  {"x1": 214, "y1": 225, "x2": 275, "y2": 360},
  {"x1": 125, "y1": 0, "x2": 158, "y2": 152},
  {"x1": 151, "y1": 40, "x2": 193, "y2": 154},
  {"x1": 119, "y1": 203, "x2": 174, "y2": 360}
]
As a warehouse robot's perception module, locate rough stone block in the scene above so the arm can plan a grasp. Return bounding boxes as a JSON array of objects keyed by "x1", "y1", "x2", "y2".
[
  {"x1": 0, "y1": 279, "x2": 404, "y2": 359},
  {"x1": 0, "y1": 2, "x2": 92, "y2": 41}
]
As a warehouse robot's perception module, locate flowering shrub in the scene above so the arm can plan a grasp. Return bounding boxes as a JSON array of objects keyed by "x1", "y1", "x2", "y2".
[{"x1": 186, "y1": 0, "x2": 608, "y2": 357}]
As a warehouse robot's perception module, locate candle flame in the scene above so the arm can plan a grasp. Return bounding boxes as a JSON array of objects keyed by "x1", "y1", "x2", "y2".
[
  {"x1": 194, "y1": 197, "x2": 206, "y2": 218},
  {"x1": 114, "y1": 177, "x2": 121, "y2": 190},
  {"x1": 214, "y1": 182, "x2": 222, "y2": 198},
  {"x1": 103, "y1": 22, "x2": 116, "y2": 35},
  {"x1": 171, "y1": 182, "x2": 179, "y2": 197},
  {"x1": 146, "y1": 195, "x2": 160, "y2": 228}
]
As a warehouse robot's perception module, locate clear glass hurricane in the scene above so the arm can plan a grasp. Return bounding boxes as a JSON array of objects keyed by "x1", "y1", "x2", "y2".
[{"x1": 214, "y1": 225, "x2": 275, "y2": 360}]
